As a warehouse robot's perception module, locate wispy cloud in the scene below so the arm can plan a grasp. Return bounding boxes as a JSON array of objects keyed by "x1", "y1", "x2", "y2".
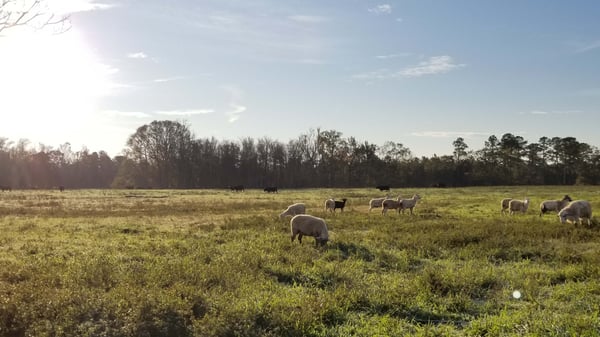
[
  {"x1": 51, "y1": 0, "x2": 117, "y2": 14},
  {"x1": 288, "y1": 15, "x2": 329, "y2": 24},
  {"x1": 226, "y1": 104, "x2": 247, "y2": 123},
  {"x1": 221, "y1": 85, "x2": 246, "y2": 123},
  {"x1": 127, "y1": 52, "x2": 147, "y2": 59},
  {"x1": 376, "y1": 53, "x2": 411, "y2": 59},
  {"x1": 368, "y1": 4, "x2": 392, "y2": 15},
  {"x1": 352, "y1": 69, "x2": 395, "y2": 80},
  {"x1": 155, "y1": 109, "x2": 214, "y2": 116},
  {"x1": 411, "y1": 131, "x2": 490, "y2": 138},
  {"x1": 399, "y1": 56, "x2": 465, "y2": 77},
  {"x1": 353, "y1": 55, "x2": 464, "y2": 80},
  {"x1": 153, "y1": 76, "x2": 185, "y2": 83},
  {"x1": 524, "y1": 110, "x2": 580, "y2": 115},
  {"x1": 173, "y1": 6, "x2": 332, "y2": 65},
  {"x1": 574, "y1": 40, "x2": 600, "y2": 54}
]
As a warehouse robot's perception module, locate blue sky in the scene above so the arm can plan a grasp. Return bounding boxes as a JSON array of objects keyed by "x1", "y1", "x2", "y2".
[{"x1": 1, "y1": 0, "x2": 599, "y2": 157}]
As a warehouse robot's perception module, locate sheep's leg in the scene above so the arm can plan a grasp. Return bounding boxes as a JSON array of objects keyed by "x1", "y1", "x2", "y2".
[{"x1": 297, "y1": 233, "x2": 303, "y2": 243}]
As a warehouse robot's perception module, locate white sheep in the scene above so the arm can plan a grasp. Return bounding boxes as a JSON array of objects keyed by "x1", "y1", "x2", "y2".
[
  {"x1": 539, "y1": 195, "x2": 572, "y2": 217},
  {"x1": 500, "y1": 198, "x2": 513, "y2": 215},
  {"x1": 279, "y1": 203, "x2": 306, "y2": 220},
  {"x1": 508, "y1": 198, "x2": 530, "y2": 215},
  {"x1": 400, "y1": 194, "x2": 421, "y2": 215},
  {"x1": 368, "y1": 195, "x2": 390, "y2": 212},
  {"x1": 558, "y1": 200, "x2": 592, "y2": 226},
  {"x1": 381, "y1": 195, "x2": 402, "y2": 215},
  {"x1": 324, "y1": 198, "x2": 335, "y2": 212},
  {"x1": 290, "y1": 214, "x2": 329, "y2": 246}
]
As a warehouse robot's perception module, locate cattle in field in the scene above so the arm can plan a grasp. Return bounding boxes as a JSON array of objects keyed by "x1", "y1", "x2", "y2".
[
  {"x1": 263, "y1": 186, "x2": 278, "y2": 193},
  {"x1": 1, "y1": 186, "x2": 11, "y2": 192},
  {"x1": 376, "y1": 185, "x2": 390, "y2": 191},
  {"x1": 230, "y1": 185, "x2": 245, "y2": 192},
  {"x1": 59, "y1": 186, "x2": 65, "y2": 192}
]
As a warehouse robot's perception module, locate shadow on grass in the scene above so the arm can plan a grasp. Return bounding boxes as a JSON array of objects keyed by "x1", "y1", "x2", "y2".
[{"x1": 325, "y1": 241, "x2": 375, "y2": 262}]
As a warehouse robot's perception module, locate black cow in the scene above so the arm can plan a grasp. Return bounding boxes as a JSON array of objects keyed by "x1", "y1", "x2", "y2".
[
  {"x1": 230, "y1": 185, "x2": 245, "y2": 192},
  {"x1": 376, "y1": 185, "x2": 390, "y2": 191},
  {"x1": 263, "y1": 186, "x2": 278, "y2": 193}
]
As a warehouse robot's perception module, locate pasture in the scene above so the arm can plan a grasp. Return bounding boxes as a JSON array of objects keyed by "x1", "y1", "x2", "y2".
[{"x1": 1, "y1": 186, "x2": 600, "y2": 336}]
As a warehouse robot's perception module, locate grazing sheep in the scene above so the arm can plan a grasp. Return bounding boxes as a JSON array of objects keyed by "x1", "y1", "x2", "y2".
[
  {"x1": 279, "y1": 203, "x2": 306, "y2": 220},
  {"x1": 333, "y1": 198, "x2": 347, "y2": 212},
  {"x1": 400, "y1": 194, "x2": 422, "y2": 215},
  {"x1": 376, "y1": 185, "x2": 390, "y2": 191},
  {"x1": 539, "y1": 195, "x2": 572, "y2": 217},
  {"x1": 263, "y1": 186, "x2": 278, "y2": 193},
  {"x1": 508, "y1": 198, "x2": 530, "y2": 215},
  {"x1": 381, "y1": 195, "x2": 403, "y2": 215},
  {"x1": 368, "y1": 195, "x2": 390, "y2": 212},
  {"x1": 500, "y1": 198, "x2": 513, "y2": 215},
  {"x1": 558, "y1": 200, "x2": 592, "y2": 226},
  {"x1": 325, "y1": 199, "x2": 335, "y2": 212},
  {"x1": 290, "y1": 214, "x2": 329, "y2": 246}
]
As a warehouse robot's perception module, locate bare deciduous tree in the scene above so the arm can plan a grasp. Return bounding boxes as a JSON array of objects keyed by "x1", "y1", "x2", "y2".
[{"x1": 0, "y1": 0, "x2": 69, "y2": 34}]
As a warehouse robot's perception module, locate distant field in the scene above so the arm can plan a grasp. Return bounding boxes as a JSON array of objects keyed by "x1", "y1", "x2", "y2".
[{"x1": 1, "y1": 186, "x2": 599, "y2": 336}]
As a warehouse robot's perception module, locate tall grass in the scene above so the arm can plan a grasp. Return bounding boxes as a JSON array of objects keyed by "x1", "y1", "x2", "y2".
[{"x1": 0, "y1": 187, "x2": 599, "y2": 336}]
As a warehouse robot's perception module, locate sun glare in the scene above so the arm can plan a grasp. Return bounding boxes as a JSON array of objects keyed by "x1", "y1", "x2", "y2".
[{"x1": 0, "y1": 28, "x2": 116, "y2": 145}]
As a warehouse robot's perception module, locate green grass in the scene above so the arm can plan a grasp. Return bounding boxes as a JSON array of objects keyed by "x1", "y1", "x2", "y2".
[{"x1": 1, "y1": 187, "x2": 600, "y2": 336}]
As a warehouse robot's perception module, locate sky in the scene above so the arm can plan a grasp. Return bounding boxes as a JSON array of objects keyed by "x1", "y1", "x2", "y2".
[{"x1": 1, "y1": 0, "x2": 600, "y2": 158}]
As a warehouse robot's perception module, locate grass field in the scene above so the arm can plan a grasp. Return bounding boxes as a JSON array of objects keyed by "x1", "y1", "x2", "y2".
[{"x1": 1, "y1": 186, "x2": 600, "y2": 336}]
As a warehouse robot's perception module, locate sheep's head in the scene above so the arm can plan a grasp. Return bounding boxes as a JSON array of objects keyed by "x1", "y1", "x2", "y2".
[
  {"x1": 558, "y1": 209, "x2": 575, "y2": 224},
  {"x1": 563, "y1": 195, "x2": 572, "y2": 202}
]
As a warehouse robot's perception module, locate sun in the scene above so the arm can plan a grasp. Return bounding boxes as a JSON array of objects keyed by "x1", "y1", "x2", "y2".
[{"x1": 0, "y1": 28, "x2": 116, "y2": 145}]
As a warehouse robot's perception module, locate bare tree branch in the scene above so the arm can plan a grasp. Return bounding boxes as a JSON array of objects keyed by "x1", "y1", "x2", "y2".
[{"x1": 0, "y1": 0, "x2": 70, "y2": 34}]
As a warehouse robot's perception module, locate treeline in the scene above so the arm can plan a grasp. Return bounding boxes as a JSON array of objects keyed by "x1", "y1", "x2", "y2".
[{"x1": 1, "y1": 120, "x2": 600, "y2": 189}]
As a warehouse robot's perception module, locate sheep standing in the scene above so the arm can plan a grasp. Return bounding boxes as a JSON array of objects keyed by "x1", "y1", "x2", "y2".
[
  {"x1": 381, "y1": 195, "x2": 403, "y2": 215},
  {"x1": 500, "y1": 198, "x2": 513, "y2": 215},
  {"x1": 508, "y1": 198, "x2": 530, "y2": 215},
  {"x1": 333, "y1": 198, "x2": 347, "y2": 212},
  {"x1": 400, "y1": 194, "x2": 421, "y2": 215},
  {"x1": 558, "y1": 200, "x2": 592, "y2": 226},
  {"x1": 290, "y1": 214, "x2": 329, "y2": 246},
  {"x1": 279, "y1": 203, "x2": 306, "y2": 220},
  {"x1": 368, "y1": 195, "x2": 390, "y2": 212},
  {"x1": 539, "y1": 195, "x2": 572, "y2": 217},
  {"x1": 324, "y1": 199, "x2": 335, "y2": 212}
]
